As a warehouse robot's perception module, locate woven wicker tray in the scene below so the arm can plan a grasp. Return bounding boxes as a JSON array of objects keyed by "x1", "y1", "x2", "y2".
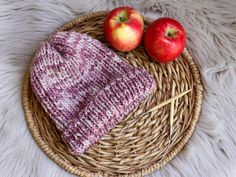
[{"x1": 22, "y1": 11, "x2": 203, "y2": 177}]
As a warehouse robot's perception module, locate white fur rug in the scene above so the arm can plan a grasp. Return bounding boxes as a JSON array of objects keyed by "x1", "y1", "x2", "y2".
[{"x1": 0, "y1": 0, "x2": 236, "y2": 177}]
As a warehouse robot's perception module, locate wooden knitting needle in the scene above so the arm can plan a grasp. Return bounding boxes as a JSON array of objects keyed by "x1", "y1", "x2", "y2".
[
  {"x1": 137, "y1": 89, "x2": 192, "y2": 117},
  {"x1": 169, "y1": 82, "x2": 176, "y2": 140}
]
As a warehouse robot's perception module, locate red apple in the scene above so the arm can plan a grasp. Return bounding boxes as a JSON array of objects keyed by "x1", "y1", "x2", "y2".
[
  {"x1": 144, "y1": 18, "x2": 186, "y2": 63},
  {"x1": 104, "y1": 7, "x2": 144, "y2": 51}
]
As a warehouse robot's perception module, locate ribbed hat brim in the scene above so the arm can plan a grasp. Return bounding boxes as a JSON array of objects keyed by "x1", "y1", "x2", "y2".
[{"x1": 61, "y1": 68, "x2": 156, "y2": 155}]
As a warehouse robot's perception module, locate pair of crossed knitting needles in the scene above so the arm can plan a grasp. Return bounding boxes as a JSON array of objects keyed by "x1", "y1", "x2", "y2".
[{"x1": 137, "y1": 84, "x2": 192, "y2": 140}]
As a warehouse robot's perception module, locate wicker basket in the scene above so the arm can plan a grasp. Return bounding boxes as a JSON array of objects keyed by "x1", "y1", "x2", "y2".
[{"x1": 22, "y1": 11, "x2": 203, "y2": 177}]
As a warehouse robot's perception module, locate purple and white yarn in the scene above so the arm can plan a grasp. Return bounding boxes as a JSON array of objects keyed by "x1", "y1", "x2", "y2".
[{"x1": 30, "y1": 31, "x2": 156, "y2": 155}]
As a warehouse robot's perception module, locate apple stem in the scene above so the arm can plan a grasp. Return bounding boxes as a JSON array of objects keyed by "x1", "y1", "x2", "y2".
[
  {"x1": 119, "y1": 16, "x2": 125, "y2": 22},
  {"x1": 166, "y1": 28, "x2": 178, "y2": 38}
]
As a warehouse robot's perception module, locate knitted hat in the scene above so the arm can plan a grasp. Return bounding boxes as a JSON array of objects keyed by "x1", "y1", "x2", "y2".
[{"x1": 30, "y1": 31, "x2": 156, "y2": 155}]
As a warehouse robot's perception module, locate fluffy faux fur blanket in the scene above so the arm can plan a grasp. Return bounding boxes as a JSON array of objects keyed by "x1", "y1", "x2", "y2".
[{"x1": 0, "y1": 0, "x2": 236, "y2": 177}]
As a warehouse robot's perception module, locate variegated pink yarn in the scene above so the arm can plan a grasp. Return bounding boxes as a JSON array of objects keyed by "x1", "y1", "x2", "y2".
[{"x1": 30, "y1": 31, "x2": 156, "y2": 155}]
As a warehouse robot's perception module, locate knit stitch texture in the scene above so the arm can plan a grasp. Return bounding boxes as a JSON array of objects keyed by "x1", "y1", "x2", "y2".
[{"x1": 30, "y1": 31, "x2": 156, "y2": 155}]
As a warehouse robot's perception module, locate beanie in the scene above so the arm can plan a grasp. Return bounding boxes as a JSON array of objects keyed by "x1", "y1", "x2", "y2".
[{"x1": 30, "y1": 31, "x2": 156, "y2": 154}]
